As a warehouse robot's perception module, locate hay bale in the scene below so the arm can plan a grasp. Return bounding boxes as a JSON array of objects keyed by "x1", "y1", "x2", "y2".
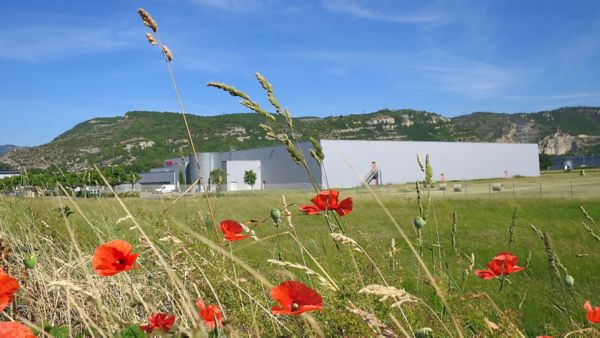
[
  {"x1": 492, "y1": 183, "x2": 502, "y2": 192},
  {"x1": 439, "y1": 184, "x2": 447, "y2": 191},
  {"x1": 453, "y1": 184, "x2": 463, "y2": 192}
]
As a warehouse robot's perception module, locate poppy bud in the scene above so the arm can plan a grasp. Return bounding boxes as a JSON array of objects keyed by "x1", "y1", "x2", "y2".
[
  {"x1": 415, "y1": 327, "x2": 433, "y2": 338},
  {"x1": 23, "y1": 254, "x2": 37, "y2": 269},
  {"x1": 270, "y1": 208, "x2": 282, "y2": 223},
  {"x1": 564, "y1": 275, "x2": 575, "y2": 288},
  {"x1": 413, "y1": 217, "x2": 426, "y2": 230}
]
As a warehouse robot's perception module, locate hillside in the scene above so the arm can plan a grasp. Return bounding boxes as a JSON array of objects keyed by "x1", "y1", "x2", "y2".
[
  {"x1": 0, "y1": 144, "x2": 24, "y2": 156},
  {"x1": 1, "y1": 107, "x2": 599, "y2": 171}
]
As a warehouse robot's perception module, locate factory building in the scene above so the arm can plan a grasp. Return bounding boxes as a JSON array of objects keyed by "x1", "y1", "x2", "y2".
[
  {"x1": 0, "y1": 170, "x2": 20, "y2": 180},
  {"x1": 138, "y1": 139, "x2": 540, "y2": 191}
]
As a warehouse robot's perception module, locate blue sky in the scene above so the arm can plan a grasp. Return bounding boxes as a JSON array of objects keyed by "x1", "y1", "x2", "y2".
[{"x1": 1, "y1": 0, "x2": 600, "y2": 146}]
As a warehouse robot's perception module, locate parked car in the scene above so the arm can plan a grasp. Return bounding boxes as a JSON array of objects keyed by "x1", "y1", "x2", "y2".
[{"x1": 155, "y1": 184, "x2": 176, "y2": 193}]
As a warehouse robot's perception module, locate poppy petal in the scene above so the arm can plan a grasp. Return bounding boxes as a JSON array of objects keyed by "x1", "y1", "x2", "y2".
[
  {"x1": 270, "y1": 281, "x2": 323, "y2": 316},
  {"x1": 293, "y1": 304, "x2": 323, "y2": 315},
  {"x1": 196, "y1": 298, "x2": 206, "y2": 311},
  {"x1": 271, "y1": 305, "x2": 289, "y2": 315},
  {"x1": 92, "y1": 240, "x2": 138, "y2": 276},
  {"x1": 299, "y1": 204, "x2": 322, "y2": 215},
  {"x1": 225, "y1": 234, "x2": 250, "y2": 242},
  {"x1": 0, "y1": 322, "x2": 36, "y2": 338},
  {"x1": 220, "y1": 220, "x2": 249, "y2": 241},
  {"x1": 335, "y1": 197, "x2": 353, "y2": 216},
  {"x1": 475, "y1": 269, "x2": 496, "y2": 280},
  {"x1": 0, "y1": 270, "x2": 19, "y2": 313},
  {"x1": 139, "y1": 324, "x2": 153, "y2": 334},
  {"x1": 311, "y1": 190, "x2": 340, "y2": 210}
]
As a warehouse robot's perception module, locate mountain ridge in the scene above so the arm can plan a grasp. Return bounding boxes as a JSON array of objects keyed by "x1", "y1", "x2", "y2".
[
  {"x1": 0, "y1": 145, "x2": 25, "y2": 157},
  {"x1": 2, "y1": 106, "x2": 599, "y2": 171}
]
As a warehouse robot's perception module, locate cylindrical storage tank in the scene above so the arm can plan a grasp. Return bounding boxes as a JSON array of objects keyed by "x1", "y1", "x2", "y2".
[{"x1": 188, "y1": 153, "x2": 220, "y2": 190}]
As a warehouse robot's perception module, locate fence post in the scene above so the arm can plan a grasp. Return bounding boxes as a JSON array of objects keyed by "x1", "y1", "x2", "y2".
[
  {"x1": 488, "y1": 183, "x2": 491, "y2": 200},
  {"x1": 570, "y1": 180, "x2": 573, "y2": 199},
  {"x1": 539, "y1": 182, "x2": 542, "y2": 198}
]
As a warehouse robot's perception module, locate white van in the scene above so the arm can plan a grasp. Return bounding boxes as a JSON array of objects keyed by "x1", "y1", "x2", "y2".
[{"x1": 155, "y1": 184, "x2": 176, "y2": 193}]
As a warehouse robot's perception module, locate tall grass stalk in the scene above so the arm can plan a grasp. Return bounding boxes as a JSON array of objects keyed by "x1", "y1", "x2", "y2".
[
  {"x1": 93, "y1": 165, "x2": 200, "y2": 329},
  {"x1": 344, "y1": 157, "x2": 464, "y2": 338},
  {"x1": 137, "y1": 8, "x2": 219, "y2": 237}
]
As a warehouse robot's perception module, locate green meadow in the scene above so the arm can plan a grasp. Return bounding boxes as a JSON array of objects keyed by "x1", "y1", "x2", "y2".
[{"x1": 1, "y1": 170, "x2": 599, "y2": 337}]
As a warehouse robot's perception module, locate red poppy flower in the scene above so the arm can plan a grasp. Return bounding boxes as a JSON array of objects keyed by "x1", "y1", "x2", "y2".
[
  {"x1": 0, "y1": 269, "x2": 19, "y2": 313},
  {"x1": 270, "y1": 281, "x2": 323, "y2": 315},
  {"x1": 196, "y1": 298, "x2": 223, "y2": 330},
  {"x1": 585, "y1": 300, "x2": 600, "y2": 323},
  {"x1": 140, "y1": 312, "x2": 176, "y2": 333},
  {"x1": 299, "y1": 190, "x2": 353, "y2": 217},
  {"x1": 0, "y1": 322, "x2": 36, "y2": 338},
  {"x1": 92, "y1": 240, "x2": 139, "y2": 277},
  {"x1": 220, "y1": 220, "x2": 249, "y2": 242},
  {"x1": 475, "y1": 252, "x2": 525, "y2": 280}
]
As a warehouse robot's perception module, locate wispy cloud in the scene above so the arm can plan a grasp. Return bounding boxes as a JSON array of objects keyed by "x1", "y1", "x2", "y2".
[
  {"x1": 322, "y1": 0, "x2": 449, "y2": 25},
  {"x1": 419, "y1": 63, "x2": 518, "y2": 97},
  {"x1": 286, "y1": 48, "x2": 520, "y2": 97},
  {"x1": 189, "y1": 0, "x2": 267, "y2": 11},
  {"x1": 188, "y1": 0, "x2": 304, "y2": 13},
  {"x1": 0, "y1": 25, "x2": 140, "y2": 61},
  {"x1": 505, "y1": 92, "x2": 600, "y2": 101}
]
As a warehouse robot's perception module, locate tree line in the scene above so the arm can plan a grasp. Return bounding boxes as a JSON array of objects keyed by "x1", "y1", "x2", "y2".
[{"x1": 0, "y1": 166, "x2": 140, "y2": 194}]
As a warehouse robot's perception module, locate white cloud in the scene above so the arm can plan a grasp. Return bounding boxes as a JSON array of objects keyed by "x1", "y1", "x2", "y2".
[
  {"x1": 190, "y1": 0, "x2": 266, "y2": 10},
  {"x1": 420, "y1": 63, "x2": 517, "y2": 97},
  {"x1": 322, "y1": 0, "x2": 448, "y2": 25},
  {"x1": 0, "y1": 25, "x2": 140, "y2": 61},
  {"x1": 505, "y1": 92, "x2": 600, "y2": 101},
  {"x1": 188, "y1": 0, "x2": 303, "y2": 13},
  {"x1": 285, "y1": 47, "x2": 521, "y2": 97}
]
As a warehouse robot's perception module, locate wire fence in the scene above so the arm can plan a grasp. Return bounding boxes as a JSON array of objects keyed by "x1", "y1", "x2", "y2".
[{"x1": 357, "y1": 176, "x2": 600, "y2": 199}]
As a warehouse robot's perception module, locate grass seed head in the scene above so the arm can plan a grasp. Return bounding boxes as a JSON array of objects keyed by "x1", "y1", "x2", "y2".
[
  {"x1": 415, "y1": 327, "x2": 434, "y2": 338},
  {"x1": 207, "y1": 82, "x2": 251, "y2": 101},
  {"x1": 416, "y1": 154, "x2": 425, "y2": 172},
  {"x1": 161, "y1": 45, "x2": 174, "y2": 61},
  {"x1": 137, "y1": 8, "x2": 158, "y2": 32},
  {"x1": 358, "y1": 284, "x2": 417, "y2": 308},
  {"x1": 145, "y1": 32, "x2": 157, "y2": 46},
  {"x1": 330, "y1": 233, "x2": 362, "y2": 252},
  {"x1": 345, "y1": 304, "x2": 394, "y2": 336}
]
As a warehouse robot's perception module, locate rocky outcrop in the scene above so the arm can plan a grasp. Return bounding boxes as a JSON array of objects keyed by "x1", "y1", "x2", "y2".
[
  {"x1": 538, "y1": 132, "x2": 579, "y2": 155},
  {"x1": 497, "y1": 121, "x2": 539, "y2": 143}
]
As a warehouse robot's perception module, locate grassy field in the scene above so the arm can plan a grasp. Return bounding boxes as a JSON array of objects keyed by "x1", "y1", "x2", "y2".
[{"x1": 1, "y1": 170, "x2": 599, "y2": 337}]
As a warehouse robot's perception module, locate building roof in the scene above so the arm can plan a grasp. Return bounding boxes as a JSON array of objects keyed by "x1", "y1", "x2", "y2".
[
  {"x1": 0, "y1": 170, "x2": 20, "y2": 175},
  {"x1": 138, "y1": 170, "x2": 176, "y2": 185}
]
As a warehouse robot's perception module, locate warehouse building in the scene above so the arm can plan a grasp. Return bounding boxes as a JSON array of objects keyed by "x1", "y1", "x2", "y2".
[
  {"x1": 0, "y1": 170, "x2": 20, "y2": 180},
  {"x1": 139, "y1": 139, "x2": 540, "y2": 191}
]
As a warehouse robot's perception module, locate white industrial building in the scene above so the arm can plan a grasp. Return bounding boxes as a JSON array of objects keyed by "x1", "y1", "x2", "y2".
[
  {"x1": 139, "y1": 139, "x2": 539, "y2": 191},
  {"x1": 0, "y1": 170, "x2": 20, "y2": 180}
]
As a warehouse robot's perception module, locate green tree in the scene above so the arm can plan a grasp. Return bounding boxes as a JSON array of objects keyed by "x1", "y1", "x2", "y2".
[
  {"x1": 539, "y1": 152, "x2": 553, "y2": 170},
  {"x1": 244, "y1": 169, "x2": 257, "y2": 192},
  {"x1": 209, "y1": 168, "x2": 225, "y2": 193},
  {"x1": 178, "y1": 170, "x2": 185, "y2": 186}
]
